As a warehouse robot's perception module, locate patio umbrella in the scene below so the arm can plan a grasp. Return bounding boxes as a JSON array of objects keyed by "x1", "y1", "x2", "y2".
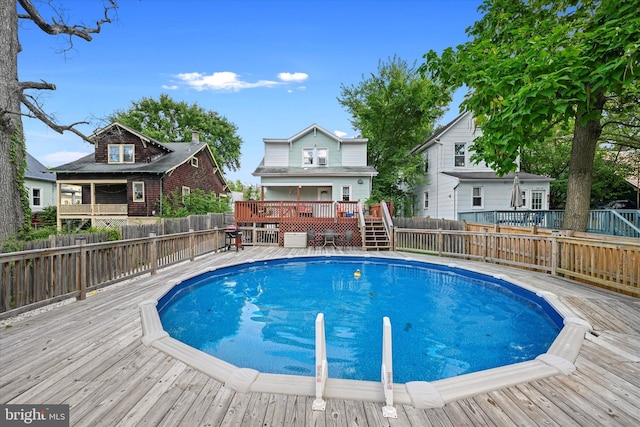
[{"x1": 510, "y1": 174, "x2": 524, "y2": 209}]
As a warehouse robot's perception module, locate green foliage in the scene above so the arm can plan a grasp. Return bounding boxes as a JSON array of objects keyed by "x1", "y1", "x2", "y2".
[
  {"x1": 161, "y1": 188, "x2": 231, "y2": 217},
  {"x1": 338, "y1": 56, "x2": 451, "y2": 215},
  {"x1": 422, "y1": 0, "x2": 640, "y2": 229},
  {"x1": 110, "y1": 94, "x2": 243, "y2": 171}
]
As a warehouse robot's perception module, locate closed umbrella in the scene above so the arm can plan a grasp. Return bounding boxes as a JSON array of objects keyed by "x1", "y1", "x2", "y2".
[{"x1": 510, "y1": 174, "x2": 524, "y2": 209}]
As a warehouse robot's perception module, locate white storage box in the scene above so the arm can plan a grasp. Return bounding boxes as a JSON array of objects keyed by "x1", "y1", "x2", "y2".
[{"x1": 284, "y1": 232, "x2": 307, "y2": 248}]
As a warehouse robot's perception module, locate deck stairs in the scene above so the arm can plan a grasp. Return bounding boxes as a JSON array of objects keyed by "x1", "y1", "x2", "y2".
[{"x1": 363, "y1": 218, "x2": 391, "y2": 250}]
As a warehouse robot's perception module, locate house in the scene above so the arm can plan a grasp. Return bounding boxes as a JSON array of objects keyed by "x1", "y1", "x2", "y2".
[
  {"x1": 51, "y1": 122, "x2": 229, "y2": 228},
  {"x1": 25, "y1": 153, "x2": 56, "y2": 213},
  {"x1": 252, "y1": 123, "x2": 377, "y2": 204},
  {"x1": 411, "y1": 112, "x2": 553, "y2": 220}
]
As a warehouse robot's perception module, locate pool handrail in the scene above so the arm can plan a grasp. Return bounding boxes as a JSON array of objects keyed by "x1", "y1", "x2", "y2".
[
  {"x1": 381, "y1": 316, "x2": 398, "y2": 418},
  {"x1": 312, "y1": 313, "x2": 328, "y2": 411}
]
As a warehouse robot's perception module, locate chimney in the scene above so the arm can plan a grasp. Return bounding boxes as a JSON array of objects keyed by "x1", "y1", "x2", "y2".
[{"x1": 191, "y1": 130, "x2": 200, "y2": 144}]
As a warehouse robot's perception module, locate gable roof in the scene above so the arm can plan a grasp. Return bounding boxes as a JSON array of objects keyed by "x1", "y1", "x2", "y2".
[
  {"x1": 51, "y1": 123, "x2": 229, "y2": 190},
  {"x1": 411, "y1": 111, "x2": 473, "y2": 155},
  {"x1": 263, "y1": 123, "x2": 367, "y2": 145},
  {"x1": 25, "y1": 153, "x2": 55, "y2": 182}
]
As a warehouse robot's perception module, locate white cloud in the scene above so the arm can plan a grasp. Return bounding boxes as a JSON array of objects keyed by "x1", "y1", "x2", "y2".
[
  {"x1": 161, "y1": 84, "x2": 178, "y2": 90},
  {"x1": 334, "y1": 130, "x2": 348, "y2": 138},
  {"x1": 176, "y1": 71, "x2": 280, "y2": 92},
  {"x1": 277, "y1": 72, "x2": 309, "y2": 82}
]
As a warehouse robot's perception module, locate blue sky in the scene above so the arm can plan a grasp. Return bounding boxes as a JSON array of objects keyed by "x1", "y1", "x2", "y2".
[{"x1": 20, "y1": 0, "x2": 482, "y2": 184}]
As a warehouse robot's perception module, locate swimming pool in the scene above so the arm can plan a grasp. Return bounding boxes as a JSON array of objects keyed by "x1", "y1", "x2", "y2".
[
  {"x1": 139, "y1": 253, "x2": 591, "y2": 410},
  {"x1": 157, "y1": 256, "x2": 562, "y2": 383}
]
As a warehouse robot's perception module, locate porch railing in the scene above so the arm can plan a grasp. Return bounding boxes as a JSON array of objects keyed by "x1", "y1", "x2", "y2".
[
  {"x1": 59, "y1": 204, "x2": 128, "y2": 216},
  {"x1": 458, "y1": 209, "x2": 640, "y2": 238},
  {"x1": 235, "y1": 201, "x2": 359, "y2": 223}
]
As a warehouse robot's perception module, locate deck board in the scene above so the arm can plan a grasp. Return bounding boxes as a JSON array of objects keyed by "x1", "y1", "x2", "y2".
[{"x1": 1, "y1": 246, "x2": 639, "y2": 426}]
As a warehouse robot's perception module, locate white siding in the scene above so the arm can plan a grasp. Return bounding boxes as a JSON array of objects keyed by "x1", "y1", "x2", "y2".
[
  {"x1": 341, "y1": 143, "x2": 366, "y2": 166},
  {"x1": 264, "y1": 143, "x2": 289, "y2": 166}
]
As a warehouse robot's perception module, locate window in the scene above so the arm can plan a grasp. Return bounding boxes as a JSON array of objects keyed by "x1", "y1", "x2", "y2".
[
  {"x1": 302, "y1": 148, "x2": 328, "y2": 166},
  {"x1": 317, "y1": 148, "x2": 328, "y2": 166},
  {"x1": 521, "y1": 190, "x2": 527, "y2": 209},
  {"x1": 454, "y1": 144, "x2": 466, "y2": 167},
  {"x1": 531, "y1": 191, "x2": 544, "y2": 210},
  {"x1": 303, "y1": 149, "x2": 314, "y2": 165},
  {"x1": 472, "y1": 186, "x2": 483, "y2": 208},
  {"x1": 191, "y1": 157, "x2": 199, "y2": 167},
  {"x1": 341, "y1": 185, "x2": 351, "y2": 201},
  {"x1": 31, "y1": 187, "x2": 42, "y2": 208},
  {"x1": 423, "y1": 191, "x2": 429, "y2": 209},
  {"x1": 133, "y1": 182, "x2": 145, "y2": 202},
  {"x1": 108, "y1": 144, "x2": 135, "y2": 164},
  {"x1": 423, "y1": 155, "x2": 429, "y2": 173},
  {"x1": 182, "y1": 186, "x2": 190, "y2": 202}
]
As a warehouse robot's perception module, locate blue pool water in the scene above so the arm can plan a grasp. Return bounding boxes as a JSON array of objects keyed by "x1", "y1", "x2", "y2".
[{"x1": 158, "y1": 256, "x2": 563, "y2": 383}]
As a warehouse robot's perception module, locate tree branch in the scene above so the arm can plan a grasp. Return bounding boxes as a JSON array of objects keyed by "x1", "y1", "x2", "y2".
[
  {"x1": 19, "y1": 80, "x2": 56, "y2": 91},
  {"x1": 20, "y1": 94, "x2": 91, "y2": 142},
  {"x1": 17, "y1": 0, "x2": 118, "y2": 42}
]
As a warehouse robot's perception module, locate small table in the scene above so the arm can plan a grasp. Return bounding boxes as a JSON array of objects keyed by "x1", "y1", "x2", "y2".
[{"x1": 322, "y1": 230, "x2": 338, "y2": 247}]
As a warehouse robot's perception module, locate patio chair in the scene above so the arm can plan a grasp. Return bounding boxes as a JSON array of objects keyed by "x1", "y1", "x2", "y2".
[
  {"x1": 337, "y1": 230, "x2": 355, "y2": 246},
  {"x1": 307, "y1": 230, "x2": 320, "y2": 247}
]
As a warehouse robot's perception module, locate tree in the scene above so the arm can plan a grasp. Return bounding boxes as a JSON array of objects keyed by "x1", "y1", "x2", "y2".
[
  {"x1": 109, "y1": 94, "x2": 243, "y2": 171},
  {"x1": 0, "y1": 0, "x2": 117, "y2": 241},
  {"x1": 338, "y1": 56, "x2": 451, "y2": 215},
  {"x1": 422, "y1": 0, "x2": 639, "y2": 231}
]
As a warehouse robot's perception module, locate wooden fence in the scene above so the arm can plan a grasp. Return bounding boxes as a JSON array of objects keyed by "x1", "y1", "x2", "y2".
[
  {"x1": 395, "y1": 228, "x2": 639, "y2": 297},
  {"x1": 0, "y1": 228, "x2": 228, "y2": 316}
]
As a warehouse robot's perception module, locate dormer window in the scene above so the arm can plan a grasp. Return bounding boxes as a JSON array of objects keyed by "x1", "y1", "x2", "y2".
[
  {"x1": 108, "y1": 144, "x2": 135, "y2": 164},
  {"x1": 303, "y1": 147, "x2": 328, "y2": 166}
]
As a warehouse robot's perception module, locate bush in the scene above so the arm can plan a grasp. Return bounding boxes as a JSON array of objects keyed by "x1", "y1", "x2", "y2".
[{"x1": 161, "y1": 189, "x2": 231, "y2": 217}]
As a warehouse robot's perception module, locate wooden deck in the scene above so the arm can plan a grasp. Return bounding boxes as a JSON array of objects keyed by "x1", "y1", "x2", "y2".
[{"x1": 1, "y1": 246, "x2": 638, "y2": 426}]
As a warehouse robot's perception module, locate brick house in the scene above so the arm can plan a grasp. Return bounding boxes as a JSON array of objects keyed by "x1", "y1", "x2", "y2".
[{"x1": 51, "y1": 122, "x2": 229, "y2": 228}]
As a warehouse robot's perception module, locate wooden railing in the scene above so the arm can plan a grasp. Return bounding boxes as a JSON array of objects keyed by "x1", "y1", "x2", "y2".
[
  {"x1": 0, "y1": 228, "x2": 227, "y2": 316},
  {"x1": 235, "y1": 201, "x2": 359, "y2": 223},
  {"x1": 394, "y1": 228, "x2": 639, "y2": 297},
  {"x1": 59, "y1": 204, "x2": 128, "y2": 215}
]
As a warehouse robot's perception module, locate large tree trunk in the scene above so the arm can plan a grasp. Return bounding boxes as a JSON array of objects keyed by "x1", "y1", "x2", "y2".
[
  {"x1": 0, "y1": 0, "x2": 26, "y2": 241},
  {"x1": 562, "y1": 95, "x2": 606, "y2": 232}
]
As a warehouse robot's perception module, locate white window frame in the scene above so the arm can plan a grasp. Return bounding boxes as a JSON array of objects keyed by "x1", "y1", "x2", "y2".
[
  {"x1": 182, "y1": 186, "x2": 190, "y2": 203},
  {"x1": 133, "y1": 182, "x2": 145, "y2": 203},
  {"x1": 423, "y1": 191, "x2": 429, "y2": 209},
  {"x1": 521, "y1": 190, "x2": 528, "y2": 209},
  {"x1": 31, "y1": 187, "x2": 43, "y2": 209},
  {"x1": 302, "y1": 147, "x2": 328, "y2": 166},
  {"x1": 472, "y1": 186, "x2": 483, "y2": 208},
  {"x1": 531, "y1": 191, "x2": 544, "y2": 210},
  {"x1": 341, "y1": 185, "x2": 351, "y2": 201},
  {"x1": 191, "y1": 157, "x2": 199, "y2": 168},
  {"x1": 108, "y1": 144, "x2": 135, "y2": 164},
  {"x1": 454, "y1": 143, "x2": 466, "y2": 167}
]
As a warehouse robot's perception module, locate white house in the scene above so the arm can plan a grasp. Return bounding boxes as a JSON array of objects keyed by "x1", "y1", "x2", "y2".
[
  {"x1": 252, "y1": 124, "x2": 378, "y2": 203},
  {"x1": 411, "y1": 112, "x2": 553, "y2": 220},
  {"x1": 25, "y1": 153, "x2": 56, "y2": 212}
]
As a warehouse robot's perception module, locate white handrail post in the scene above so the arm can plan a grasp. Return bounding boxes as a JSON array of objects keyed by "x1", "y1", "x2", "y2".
[
  {"x1": 312, "y1": 313, "x2": 327, "y2": 411},
  {"x1": 381, "y1": 316, "x2": 397, "y2": 418}
]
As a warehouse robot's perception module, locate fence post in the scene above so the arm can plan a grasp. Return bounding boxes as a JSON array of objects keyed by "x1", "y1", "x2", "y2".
[
  {"x1": 75, "y1": 238, "x2": 87, "y2": 300},
  {"x1": 551, "y1": 231, "x2": 558, "y2": 276},
  {"x1": 482, "y1": 228, "x2": 488, "y2": 262},
  {"x1": 149, "y1": 232, "x2": 158, "y2": 275},
  {"x1": 438, "y1": 229, "x2": 443, "y2": 256},
  {"x1": 189, "y1": 228, "x2": 195, "y2": 261}
]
